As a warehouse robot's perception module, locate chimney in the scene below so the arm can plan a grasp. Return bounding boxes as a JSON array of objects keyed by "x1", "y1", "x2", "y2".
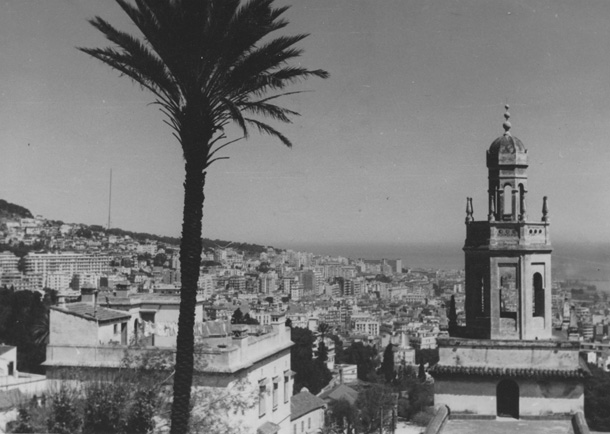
[{"x1": 81, "y1": 287, "x2": 98, "y2": 307}]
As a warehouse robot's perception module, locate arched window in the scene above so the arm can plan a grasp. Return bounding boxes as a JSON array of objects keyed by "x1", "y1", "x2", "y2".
[
  {"x1": 519, "y1": 184, "x2": 526, "y2": 219},
  {"x1": 503, "y1": 184, "x2": 513, "y2": 219},
  {"x1": 533, "y1": 273, "x2": 544, "y2": 317}
]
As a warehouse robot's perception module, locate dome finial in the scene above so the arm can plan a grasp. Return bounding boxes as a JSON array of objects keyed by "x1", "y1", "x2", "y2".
[{"x1": 503, "y1": 104, "x2": 511, "y2": 135}]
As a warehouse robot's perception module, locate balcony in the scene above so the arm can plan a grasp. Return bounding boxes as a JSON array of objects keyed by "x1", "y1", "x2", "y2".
[{"x1": 465, "y1": 221, "x2": 550, "y2": 251}]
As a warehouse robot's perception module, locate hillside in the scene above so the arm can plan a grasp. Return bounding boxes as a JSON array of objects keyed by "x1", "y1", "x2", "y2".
[
  {"x1": 0, "y1": 199, "x2": 274, "y2": 256},
  {"x1": 105, "y1": 226, "x2": 272, "y2": 254},
  {"x1": 0, "y1": 199, "x2": 33, "y2": 219}
]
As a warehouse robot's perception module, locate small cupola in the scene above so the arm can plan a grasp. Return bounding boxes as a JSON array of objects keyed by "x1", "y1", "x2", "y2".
[{"x1": 487, "y1": 105, "x2": 528, "y2": 168}]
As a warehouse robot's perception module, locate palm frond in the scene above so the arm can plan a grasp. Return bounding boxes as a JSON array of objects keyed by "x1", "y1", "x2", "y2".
[
  {"x1": 119, "y1": 0, "x2": 191, "y2": 89},
  {"x1": 84, "y1": 16, "x2": 181, "y2": 103},
  {"x1": 228, "y1": 35, "x2": 309, "y2": 85},
  {"x1": 245, "y1": 118, "x2": 293, "y2": 148},
  {"x1": 240, "y1": 101, "x2": 299, "y2": 123},
  {"x1": 221, "y1": 98, "x2": 248, "y2": 138}
]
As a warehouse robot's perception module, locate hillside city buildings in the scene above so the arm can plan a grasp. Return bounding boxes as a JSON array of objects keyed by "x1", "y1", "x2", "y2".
[{"x1": 1, "y1": 127, "x2": 610, "y2": 431}]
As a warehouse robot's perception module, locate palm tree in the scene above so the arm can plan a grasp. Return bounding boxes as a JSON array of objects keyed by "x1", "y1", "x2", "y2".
[
  {"x1": 32, "y1": 310, "x2": 49, "y2": 346},
  {"x1": 79, "y1": 1, "x2": 328, "y2": 432}
]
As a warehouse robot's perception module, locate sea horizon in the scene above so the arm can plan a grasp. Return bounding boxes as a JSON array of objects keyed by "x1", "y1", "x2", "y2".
[{"x1": 285, "y1": 240, "x2": 610, "y2": 284}]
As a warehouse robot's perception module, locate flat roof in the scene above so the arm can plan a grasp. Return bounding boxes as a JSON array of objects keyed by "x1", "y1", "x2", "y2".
[{"x1": 51, "y1": 303, "x2": 130, "y2": 323}]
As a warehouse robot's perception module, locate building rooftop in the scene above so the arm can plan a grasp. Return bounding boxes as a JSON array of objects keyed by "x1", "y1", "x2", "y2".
[
  {"x1": 319, "y1": 383, "x2": 359, "y2": 405},
  {"x1": 290, "y1": 390, "x2": 326, "y2": 421},
  {"x1": 51, "y1": 303, "x2": 130, "y2": 323},
  {"x1": 429, "y1": 363, "x2": 589, "y2": 379},
  {"x1": 0, "y1": 346, "x2": 15, "y2": 356}
]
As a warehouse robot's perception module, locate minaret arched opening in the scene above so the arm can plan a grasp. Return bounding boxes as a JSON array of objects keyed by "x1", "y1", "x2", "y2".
[
  {"x1": 518, "y1": 183, "x2": 526, "y2": 220},
  {"x1": 533, "y1": 272, "x2": 545, "y2": 318},
  {"x1": 503, "y1": 184, "x2": 513, "y2": 220}
]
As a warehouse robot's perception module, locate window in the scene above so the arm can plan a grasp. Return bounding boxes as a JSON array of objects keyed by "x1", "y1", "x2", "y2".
[
  {"x1": 113, "y1": 324, "x2": 118, "y2": 334},
  {"x1": 273, "y1": 380, "x2": 279, "y2": 410},
  {"x1": 503, "y1": 184, "x2": 513, "y2": 219},
  {"x1": 301, "y1": 421, "x2": 304, "y2": 432},
  {"x1": 308, "y1": 417, "x2": 311, "y2": 429},
  {"x1": 284, "y1": 374, "x2": 290, "y2": 403},
  {"x1": 258, "y1": 383, "x2": 266, "y2": 417},
  {"x1": 533, "y1": 273, "x2": 545, "y2": 317},
  {"x1": 293, "y1": 424, "x2": 297, "y2": 434}
]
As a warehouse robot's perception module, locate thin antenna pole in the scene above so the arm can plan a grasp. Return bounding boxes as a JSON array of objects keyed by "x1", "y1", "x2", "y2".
[{"x1": 107, "y1": 169, "x2": 112, "y2": 230}]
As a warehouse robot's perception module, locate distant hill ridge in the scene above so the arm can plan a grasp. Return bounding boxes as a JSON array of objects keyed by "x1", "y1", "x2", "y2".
[
  {"x1": 0, "y1": 199, "x2": 33, "y2": 219},
  {"x1": 1, "y1": 198, "x2": 273, "y2": 255},
  {"x1": 104, "y1": 227, "x2": 272, "y2": 255}
]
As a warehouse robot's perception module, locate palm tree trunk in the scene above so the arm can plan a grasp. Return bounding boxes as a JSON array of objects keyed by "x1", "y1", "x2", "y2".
[{"x1": 170, "y1": 155, "x2": 206, "y2": 434}]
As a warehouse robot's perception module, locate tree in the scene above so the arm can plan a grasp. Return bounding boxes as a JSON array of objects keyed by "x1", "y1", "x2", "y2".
[
  {"x1": 318, "y1": 321, "x2": 331, "y2": 339},
  {"x1": 379, "y1": 343, "x2": 395, "y2": 383},
  {"x1": 585, "y1": 364, "x2": 610, "y2": 431},
  {"x1": 242, "y1": 312, "x2": 260, "y2": 325},
  {"x1": 231, "y1": 308, "x2": 244, "y2": 324},
  {"x1": 317, "y1": 340, "x2": 329, "y2": 363},
  {"x1": 80, "y1": 3, "x2": 327, "y2": 431},
  {"x1": 256, "y1": 262, "x2": 271, "y2": 273},
  {"x1": 0, "y1": 289, "x2": 47, "y2": 372},
  {"x1": 153, "y1": 252, "x2": 167, "y2": 267},
  {"x1": 415, "y1": 348, "x2": 439, "y2": 366},
  {"x1": 291, "y1": 327, "x2": 332, "y2": 394},
  {"x1": 327, "y1": 398, "x2": 358, "y2": 434},
  {"x1": 355, "y1": 384, "x2": 396, "y2": 434},
  {"x1": 330, "y1": 335, "x2": 345, "y2": 363},
  {"x1": 418, "y1": 363, "x2": 426, "y2": 381},
  {"x1": 344, "y1": 341, "x2": 379, "y2": 381}
]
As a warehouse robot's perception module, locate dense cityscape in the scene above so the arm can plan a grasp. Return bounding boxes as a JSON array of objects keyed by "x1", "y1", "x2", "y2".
[{"x1": 0, "y1": 198, "x2": 609, "y2": 433}]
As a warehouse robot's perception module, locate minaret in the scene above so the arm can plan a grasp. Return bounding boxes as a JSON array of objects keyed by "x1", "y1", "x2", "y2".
[
  {"x1": 431, "y1": 107, "x2": 587, "y2": 421},
  {"x1": 461, "y1": 106, "x2": 552, "y2": 340}
]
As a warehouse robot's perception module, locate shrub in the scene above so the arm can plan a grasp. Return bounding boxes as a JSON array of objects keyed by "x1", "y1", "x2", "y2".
[
  {"x1": 411, "y1": 407, "x2": 436, "y2": 427},
  {"x1": 83, "y1": 382, "x2": 128, "y2": 434},
  {"x1": 47, "y1": 387, "x2": 81, "y2": 434},
  {"x1": 125, "y1": 389, "x2": 157, "y2": 434},
  {"x1": 10, "y1": 407, "x2": 35, "y2": 433}
]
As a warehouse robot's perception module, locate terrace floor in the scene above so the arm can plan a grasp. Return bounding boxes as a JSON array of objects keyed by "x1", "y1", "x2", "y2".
[{"x1": 441, "y1": 418, "x2": 573, "y2": 434}]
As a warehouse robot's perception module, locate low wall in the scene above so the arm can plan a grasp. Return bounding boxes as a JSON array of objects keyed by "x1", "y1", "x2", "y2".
[
  {"x1": 571, "y1": 411, "x2": 590, "y2": 434},
  {"x1": 423, "y1": 405, "x2": 449, "y2": 434},
  {"x1": 435, "y1": 376, "x2": 584, "y2": 417},
  {"x1": 0, "y1": 374, "x2": 47, "y2": 396}
]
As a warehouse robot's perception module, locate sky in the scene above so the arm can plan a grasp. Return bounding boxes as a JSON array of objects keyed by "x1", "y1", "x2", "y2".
[{"x1": 2, "y1": 0, "x2": 610, "y2": 254}]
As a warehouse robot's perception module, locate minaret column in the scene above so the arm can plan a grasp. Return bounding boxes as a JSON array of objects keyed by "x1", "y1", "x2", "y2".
[{"x1": 488, "y1": 190, "x2": 495, "y2": 221}]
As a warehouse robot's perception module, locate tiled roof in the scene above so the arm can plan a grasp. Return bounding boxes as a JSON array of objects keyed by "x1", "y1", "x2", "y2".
[
  {"x1": 257, "y1": 421, "x2": 280, "y2": 434},
  {"x1": 0, "y1": 346, "x2": 15, "y2": 356},
  {"x1": 291, "y1": 390, "x2": 326, "y2": 421},
  {"x1": 51, "y1": 303, "x2": 130, "y2": 323},
  {"x1": 429, "y1": 364, "x2": 590, "y2": 379},
  {"x1": 319, "y1": 384, "x2": 359, "y2": 405}
]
